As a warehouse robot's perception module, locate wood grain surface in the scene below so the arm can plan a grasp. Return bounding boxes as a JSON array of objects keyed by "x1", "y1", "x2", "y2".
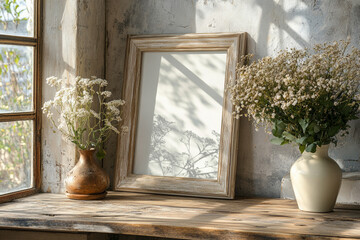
[{"x1": 0, "y1": 192, "x2": 360, "y2": 239}]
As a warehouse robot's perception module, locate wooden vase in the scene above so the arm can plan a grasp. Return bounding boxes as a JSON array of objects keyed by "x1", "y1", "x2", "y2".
[{"x1": 65, "y1": 149, "x2": 110, "y2": 200}]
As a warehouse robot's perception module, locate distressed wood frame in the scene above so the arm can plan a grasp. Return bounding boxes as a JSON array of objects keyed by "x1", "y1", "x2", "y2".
[
  {"x1": 0, "y1": 0, "x2": 42, "y2": 203},
  {"x1": 115, "y1": 33, "x2": 246, "y2": 199}
]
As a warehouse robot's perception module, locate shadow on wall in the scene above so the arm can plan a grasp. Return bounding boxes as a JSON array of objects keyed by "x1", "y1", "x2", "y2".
[
  {"x1": 105, "y1": 0, "x2": 197, "y2": 189},
  {"x1": 235, "y1": 0, "x2": 317, "y2": 198},
  {"x1": 42, "y1": 0, "x2": 77, "y2": 193},
  {"x1": 235, "y1": 0, "x2": 360, "y2": 198},
  {"x1": 253, "y1": 0, "x2": 310, "y2": 56},
  {"x1": 252, "y1": 0, "x2": 358, "y2": 56}
]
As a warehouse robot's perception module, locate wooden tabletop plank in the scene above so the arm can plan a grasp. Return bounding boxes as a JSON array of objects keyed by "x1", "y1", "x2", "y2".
[{"x1": 0, "y1": 192, "x2": 359, "y2": 239}]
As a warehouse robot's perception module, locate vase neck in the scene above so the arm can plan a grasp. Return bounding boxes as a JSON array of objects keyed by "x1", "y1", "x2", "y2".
[
  {"x1": 78, "y1": 149, "x2": 96, "y2": 163},
  {"x1": 302, "y1": 145, "x2": 329, "y2": 158}
]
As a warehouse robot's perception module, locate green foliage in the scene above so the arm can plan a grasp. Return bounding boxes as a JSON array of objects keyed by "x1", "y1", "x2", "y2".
[
  {"x1": 279, "y1": 91, "x2": 357, "y2": 152},
  {"x1": 0, "y1": 0, "x2": 29, "y2": 31},
  {"x1": 270, "y1": 102, "x2": 359, "y2": 153},
  {"x1": 96, "y1": 147, "x2": 106, "y2": 161}
]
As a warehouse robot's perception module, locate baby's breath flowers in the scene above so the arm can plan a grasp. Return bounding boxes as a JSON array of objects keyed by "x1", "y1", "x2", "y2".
[
  {"x1": 229, "y1": 41, "x2": 360, "y2": 153},
  {"x1": 43, "y1": 76, "x2": 126, "y2": 159}
]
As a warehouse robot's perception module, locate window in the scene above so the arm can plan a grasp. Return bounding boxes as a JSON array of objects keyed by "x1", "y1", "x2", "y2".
[{"x1": 0, "y1": 0, "x2": 41, "y2": 202}]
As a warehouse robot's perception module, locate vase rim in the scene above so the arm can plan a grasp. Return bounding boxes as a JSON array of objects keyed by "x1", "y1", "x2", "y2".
[
  {"x1": 78, "y1": 148, "x2": 96, "y2": 153},
  {"x1": 316, "y1": 144, "x2": 330, "y2": 150}
]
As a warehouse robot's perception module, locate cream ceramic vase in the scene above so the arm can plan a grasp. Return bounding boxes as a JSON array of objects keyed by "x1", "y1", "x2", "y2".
[{"x1": 290, "y1": 145, "x2": 342, "y2": 212}]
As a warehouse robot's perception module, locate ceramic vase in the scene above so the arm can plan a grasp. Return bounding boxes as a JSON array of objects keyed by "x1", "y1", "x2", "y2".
[
  {"x1": 65, "y1": 149, "x2": 109, "y2": 200},
  {"x1": 290, "y1": 145, "x2": 342, "y2": 212}
]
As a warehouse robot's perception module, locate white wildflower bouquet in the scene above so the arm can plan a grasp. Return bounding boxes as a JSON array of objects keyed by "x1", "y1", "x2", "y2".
[
  {"x1": 229, "y1": 41, "x2": 360, "y2": 153},
  {"x1": 43, "y1": 76, "x2": 126, "y2": 159}
]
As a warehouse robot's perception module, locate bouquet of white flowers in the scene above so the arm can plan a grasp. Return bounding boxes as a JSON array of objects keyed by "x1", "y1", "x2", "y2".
[
  {"x1": 229, "y1": 41, "x2": 360, "y2": 153},
  {"x1": 43, "y1": 76, "x2": 126, "y2": 159}
]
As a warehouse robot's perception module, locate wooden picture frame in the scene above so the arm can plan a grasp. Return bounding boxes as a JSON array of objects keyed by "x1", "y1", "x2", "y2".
[{"x1": 115, "y1": 33, "x2": 247, "y2": 199}]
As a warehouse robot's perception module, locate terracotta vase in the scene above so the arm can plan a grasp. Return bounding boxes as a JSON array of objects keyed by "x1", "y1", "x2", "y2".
[
  {"x1": 290, "y1": 145, "x2": 342, "y2": 212},
  {"x1": 65, "y1": 149, "x2": 110, "y2": 200}
]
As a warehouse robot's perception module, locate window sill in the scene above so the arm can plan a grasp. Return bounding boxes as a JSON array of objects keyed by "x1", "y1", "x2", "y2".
[
  {"x1": 0, "y1": 192, "x2": 359, "y2": 239},
  {"x1": 0, "y1": 188, "x2": 38, "y2": 204}
]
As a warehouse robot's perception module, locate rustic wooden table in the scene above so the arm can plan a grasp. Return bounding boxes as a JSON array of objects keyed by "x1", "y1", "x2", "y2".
[{"x1": 0, "y1": 191, "x2": 359, "y2": 239}]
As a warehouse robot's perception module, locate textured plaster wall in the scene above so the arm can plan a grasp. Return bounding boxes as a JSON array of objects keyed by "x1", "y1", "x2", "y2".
[
  {"x1": 42, "y1": 0, "x2": 105, "y2": 193},
  {"x1": 41, "y1": 0, "x2": 360, "y2": 197},
  {"x1": 105, "y1": 0, "x2": 360, "y2": 198}
]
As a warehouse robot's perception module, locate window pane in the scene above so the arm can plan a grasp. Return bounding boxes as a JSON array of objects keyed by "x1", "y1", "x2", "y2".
[
  {"x1": 0, "y1": 0, "x2": 34, "y2": 37},
  {"x1": 0, "y1": 44, "x2": 33, "y2": 113},
  {"x1": 0, "y1": 120, "x2": 33, "y2": 194}
]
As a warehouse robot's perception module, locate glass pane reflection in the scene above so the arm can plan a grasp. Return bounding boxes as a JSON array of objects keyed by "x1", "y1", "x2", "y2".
[
  {"x1": 0, "y1": 44, "x2": 33, "y2": 113},
  {"x1": 0, "y1": 120, "x2": 33, "y2": 194},
  {"x1": 0, "y1": 0, "x2": 34, "y2": 37}
]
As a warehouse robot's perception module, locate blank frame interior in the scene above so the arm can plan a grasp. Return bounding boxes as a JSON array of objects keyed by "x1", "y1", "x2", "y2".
[
  {"x1": 115, "y1": 33, "x2": 247, "y2": 199},
  {"x1": 134, "y1": 51, "x2": 226, "y2": 179}
]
